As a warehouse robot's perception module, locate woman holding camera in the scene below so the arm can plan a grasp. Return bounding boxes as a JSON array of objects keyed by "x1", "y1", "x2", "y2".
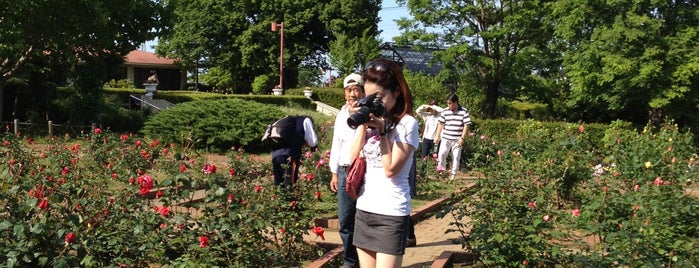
[{"x1": 349, "y1": 58, "x2": 419, "y2": 267}]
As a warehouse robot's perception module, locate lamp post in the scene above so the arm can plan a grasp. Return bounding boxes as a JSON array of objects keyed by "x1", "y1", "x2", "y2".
[{"x1": 271, "y1": 21, "x2": 284, "y2": 90}]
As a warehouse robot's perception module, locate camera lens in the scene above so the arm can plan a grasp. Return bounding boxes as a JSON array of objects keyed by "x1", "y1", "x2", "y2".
[{"x1": 347, "y1": 107, "x2": 371, "y2": 129}]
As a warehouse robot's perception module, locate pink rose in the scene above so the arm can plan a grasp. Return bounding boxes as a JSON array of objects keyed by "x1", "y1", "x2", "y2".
[{"x1": 571, "y1": 209, "x2": 581, "y2": 217}]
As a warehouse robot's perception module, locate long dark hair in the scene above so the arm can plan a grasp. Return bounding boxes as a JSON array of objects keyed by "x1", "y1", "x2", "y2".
[{"x1": 362, "y1": 58, "x2": 414, "y2": 121}]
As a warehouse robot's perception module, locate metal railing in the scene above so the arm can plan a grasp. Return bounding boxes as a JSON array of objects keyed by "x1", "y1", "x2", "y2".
[{"x1": 129, "y1": 94, "x2": 174, "y2": 113}]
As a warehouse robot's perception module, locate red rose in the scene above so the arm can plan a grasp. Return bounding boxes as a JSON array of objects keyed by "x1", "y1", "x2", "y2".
[
  {"x1": 199, "y1": 236, "x2": 209, "y2": 248},
  {"x1": 312, "y1": 226, "x2": 325, "y2": 241},
  {"x1": 159, "y1": 206, "x2": 170, "y2": 217},
  {"x1": 64, "y1": 232, "x2": 76, "y2": 243},
  {"x1": 38, "y1": 199, "x2": 49, "y2": 210}
]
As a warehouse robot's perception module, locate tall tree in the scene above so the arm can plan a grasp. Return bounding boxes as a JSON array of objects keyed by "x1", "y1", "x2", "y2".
[
  {"x1": 552, "y1": 0, "x2": 699, "y2": 125},
  {"x1": 0, "y1": 0, "x2": 166, "y2": 121},
  {"x1": 395, "y1": 0, "x2": 557, "y2": 118},
  {"x1": 328, "y1": 29, "x2": 382, "y2": 78},
  {"x1": 157, "y1": 0, "x2": 380, "y2": 93}
]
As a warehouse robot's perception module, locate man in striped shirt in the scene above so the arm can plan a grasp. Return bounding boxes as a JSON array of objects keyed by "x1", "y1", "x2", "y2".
[{"x1": 434, "y1": 94, "x2": 471, "y2": 180}]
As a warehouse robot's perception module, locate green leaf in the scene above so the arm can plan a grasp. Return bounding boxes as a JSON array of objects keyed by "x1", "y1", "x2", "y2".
[
  {"x1": 0, "y1": 221, "x2": 13, "y2": 230},
  {"x1": 133, "y1": 224, "x2": 144, "y2": 235},
  {"x1": 13, "y1": 224, "x2": 25, "y2": 238},
  {"x1": 29, "y1": 223, "x2": 43, "y2": 234},
  {"x1": 215, "y1": 187, "x2": 226, "y2": 196}
]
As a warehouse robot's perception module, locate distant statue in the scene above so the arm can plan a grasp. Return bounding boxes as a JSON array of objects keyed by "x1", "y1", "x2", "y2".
[
  {"x1": 146, "y1": 69, "x2": 159, "y2": 84},
  {"x1": 144, "y1": 69, "x2": 159, "y2": 96}
]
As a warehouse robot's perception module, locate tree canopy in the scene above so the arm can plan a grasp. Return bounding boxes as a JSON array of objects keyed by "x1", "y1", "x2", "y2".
[
  {"x1": 395, "y1": 0, "x2": 557, "y2": 119},
  {"x1": 0, "y1": 0, "x2": 165, "y2": 82},
  {"x1": 552, "y1": 0, "x2": 699, "y2": 125},
  {"x1": 395, "y1": 0, "x2": 698, "y2": 126},
  {"x1": 156, "y1": 0, "x2": 381, "y2": 93},
  {"x1": 328, "y1": 29, "x2": 382, "y2": 78},
  {"x1": 0, "y1": 0, "x2": 167, "y2": 122}
]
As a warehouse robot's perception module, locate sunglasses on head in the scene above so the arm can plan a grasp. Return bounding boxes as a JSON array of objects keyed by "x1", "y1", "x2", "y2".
[{"x1": 364, "y1": 61, "x2": 394, "y2": 77}]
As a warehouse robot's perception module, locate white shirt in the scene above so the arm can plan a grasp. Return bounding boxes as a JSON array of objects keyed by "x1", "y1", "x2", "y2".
[
  {"x1": 416, "y1": 105, "x2": 444, "y2": 140},
  {"x1": 356, "y1": 115, "x2": 419, "y2": 216},
  {"x1": 302, "y1": 117, "x2": 319, "y2": 147},
  {"x1": 328, "y1": 104, "x2": 355, "y2": 174}
]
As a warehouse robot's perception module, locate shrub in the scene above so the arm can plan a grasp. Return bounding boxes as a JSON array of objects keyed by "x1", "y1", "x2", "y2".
[
  {"x1": 103, "y1": 79, "x2": 135, "y2": 89},
  {"x1": 446, "y1": 120, "x2": 699, "y2": 267},
  {"x1": 0, "y1": 129, "x2": 331, "y2": 267},
  {"x1": 252, "y1": 74, "x2": 275, "y2": 95},
  {"x1": 503, "y1": 100, "x2": 552, "y2": 121},
  {"x1": 141, "y1": 98, "x2": 286, "y2": 152},
  {"x1": 309, "y1": 87, "x2": 345, "y2": 109}
]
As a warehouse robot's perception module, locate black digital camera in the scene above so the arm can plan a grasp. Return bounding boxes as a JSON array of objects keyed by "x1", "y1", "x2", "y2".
[{"x1": 347, "y1": 93, "x2": 386, "y2": 129}]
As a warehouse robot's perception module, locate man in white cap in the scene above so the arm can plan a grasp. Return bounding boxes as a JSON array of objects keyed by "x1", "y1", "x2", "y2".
[{"x1": 329, "y1": 73, "x2": 365, "y2": 268}]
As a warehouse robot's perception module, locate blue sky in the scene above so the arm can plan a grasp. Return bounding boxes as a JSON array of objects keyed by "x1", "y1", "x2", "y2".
[{"x1": 378, "y1": 0, "x2": 409, "y2": 42}]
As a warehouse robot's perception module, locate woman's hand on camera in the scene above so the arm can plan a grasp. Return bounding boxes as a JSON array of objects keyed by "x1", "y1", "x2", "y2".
[{"x1": 365, "y1": 114, "x2": 385, "y2": 133}]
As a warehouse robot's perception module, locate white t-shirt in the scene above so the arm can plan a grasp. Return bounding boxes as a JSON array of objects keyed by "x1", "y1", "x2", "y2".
[
  {"x1": 356, "y1": 115, "x2": 419, "y2": 216},
  {"x1": 416, "y1": 105, "x2": 444, "y2": 140},
  {"x1": 329, "y1": 104, "x2": 356, "y2": 174}
]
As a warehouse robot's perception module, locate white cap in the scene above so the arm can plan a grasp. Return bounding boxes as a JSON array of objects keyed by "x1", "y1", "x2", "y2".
[{"x1": 343, "y1": 73, "x2": 364, "y2": 88}]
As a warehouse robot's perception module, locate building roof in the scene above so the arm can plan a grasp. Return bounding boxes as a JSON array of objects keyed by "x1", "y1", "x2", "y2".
[
  {"x1": 379, "y1": 43, "x2": 443, "y2": 76},
  {"x1": 125, "y1": 50, "x2": 179, "y2": 68}
]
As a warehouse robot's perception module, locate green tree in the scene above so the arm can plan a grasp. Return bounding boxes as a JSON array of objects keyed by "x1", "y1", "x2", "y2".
[
  {"x1": 0, "y1": 0, "x2": 167, "y2": 122},
  {"x1": 157, "y1": 0, "x2": 380, "y2": 93},
  {"x1": 552, "y1": 0, "x2": 699, "y2": 126},
  {"x1": 297, "y1": 65, "x2": 324, "y2": 87},
  {"x1": 395, "y1": 0, "x2": 559, "y2": 118},
  {"x1": 404, "y1": 70, "x2": 448, "y2": 107},
  {"x1": 328, "y1": 29, "x2": 382, "y2": 77}
]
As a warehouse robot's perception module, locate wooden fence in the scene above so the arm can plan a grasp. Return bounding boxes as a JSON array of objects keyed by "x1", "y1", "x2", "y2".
[{"x1": 4, "y1": 119, "x2": 97, "y2": 137}]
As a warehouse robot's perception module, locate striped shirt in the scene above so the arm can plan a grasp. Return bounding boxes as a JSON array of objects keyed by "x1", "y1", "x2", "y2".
[{"x1": 438, "y1": 106, "x2": 471, "y2": 141}]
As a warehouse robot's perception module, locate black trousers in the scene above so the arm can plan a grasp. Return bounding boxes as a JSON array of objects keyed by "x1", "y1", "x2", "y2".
[{"x1": 272, "y1": 154, "x2": 299, "y2": 186}]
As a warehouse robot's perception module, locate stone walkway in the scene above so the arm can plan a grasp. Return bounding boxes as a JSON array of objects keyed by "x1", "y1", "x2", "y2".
[{"x1": 308, "y1": 212, "x2": 467, "y2": 267}]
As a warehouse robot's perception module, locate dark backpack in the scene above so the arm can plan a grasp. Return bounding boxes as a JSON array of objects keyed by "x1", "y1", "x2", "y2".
[{"x1": 261, "y1": 116, "x2": 298, "y2": 149}]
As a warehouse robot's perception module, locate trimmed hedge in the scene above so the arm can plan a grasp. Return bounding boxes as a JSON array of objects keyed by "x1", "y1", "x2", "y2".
[
  {"x1": 104, "y1": 88, "x2": 321, "y2": 110},
  {"x1": 141, "y1": 98, "x2": 287, "y2": 152},
  {"x1": 284, "y1": 87, "x2": 345, "y2": 109},
  {"x1": 471, "y1": 119, "x2": 612, "y2": 148}
]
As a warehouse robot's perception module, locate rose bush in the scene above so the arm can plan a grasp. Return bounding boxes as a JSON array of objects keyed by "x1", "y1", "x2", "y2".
[
  {"x1": 0, "y1": 128, "x2": 329, "y2": 267},
  {"x1": 444, "y1": 120, "x2": 699, "y2": 267}
]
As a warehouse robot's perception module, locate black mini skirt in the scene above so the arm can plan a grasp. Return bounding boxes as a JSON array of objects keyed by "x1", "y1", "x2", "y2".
[{"x1": 353, "y1": 209, "x2": 410, "y2": 255}]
